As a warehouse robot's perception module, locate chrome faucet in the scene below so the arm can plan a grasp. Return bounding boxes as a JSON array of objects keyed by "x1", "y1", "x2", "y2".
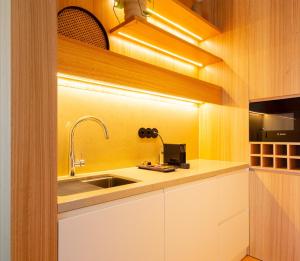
[{"x1": 69, "y1": 116, "x2": 109, "y2": 176}]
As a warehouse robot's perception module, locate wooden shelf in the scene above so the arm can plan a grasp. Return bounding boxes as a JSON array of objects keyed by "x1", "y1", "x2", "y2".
[
  {"x1": 58, "y1": 37, "x2": 222, "y2": 104},
  {"x1": 250, "y1": 142, "x2": 300, "y2": 173},
  {"x1": 110, "y1": 16, "x2": 222, "y2": 67},
  {"x1": 147, "y1": 0, "x2": 221, "y2": 41}
]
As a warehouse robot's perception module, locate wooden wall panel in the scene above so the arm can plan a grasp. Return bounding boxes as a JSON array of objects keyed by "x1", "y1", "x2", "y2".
[
  {"x1": 12, "y1": 0, "x2": 57, "y2": 261},
  {"x1": 198, "y1": 0, "x2": 250, "y2": 162},
  {"x1": 250, "y1": 170, "x2": 300, "y2": 261},
  {"x1": 249, "y1": 0, "x2": 300, "y2": 100},
  {"x1": 0, "y1": 0, "x2": 11, "y2": 260}
]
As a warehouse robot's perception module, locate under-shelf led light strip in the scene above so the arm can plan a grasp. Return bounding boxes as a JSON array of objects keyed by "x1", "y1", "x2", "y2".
[
  {"x1": 146, "y1": 8, "x2": 204, "y2": 42},
  {"x1": 57, "y1": 73, "x2": 203, "y2": 106},
  {"x1": 117, "y1": 32, "x2": 204, "y2": 67}
]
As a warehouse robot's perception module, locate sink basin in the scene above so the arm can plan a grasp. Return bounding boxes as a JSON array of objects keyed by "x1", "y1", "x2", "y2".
[
  {"x1": 58, "y1": 175, "x2": 138, "y2": 196},
  {"x1": 82, "y1": 176, "x2": 136, "y2": 188}
]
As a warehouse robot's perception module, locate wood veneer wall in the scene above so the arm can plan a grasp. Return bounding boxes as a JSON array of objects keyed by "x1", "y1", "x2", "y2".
[
  {"x1": 198, "y1": 0, "x2": 250, "y2": 162},
  {"x1": 250, "y1": 170, "x2": 300, "y2": 260},
  {"x1": 11, "y1": 0, "x2": 57, "y2": 261},
  {"x1": 197, "y1": 1, "x2": 300, "y2": 260},
  {"x1": 0, "y1": 0, "x2": 11, "y2": 260},
  {"x1": 247, "y1": 1, "x2": 300, "y2": 259},
  {"x1": 249, "y1": 0, "x2": 300, "y2": 100}
]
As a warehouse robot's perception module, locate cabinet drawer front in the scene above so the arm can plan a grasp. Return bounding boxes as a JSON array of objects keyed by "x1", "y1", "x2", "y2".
[
  {"x1": 219, "y1": 210, "x2": 249, "y2": 261},
  {"x1": 165, "y1": 178, "x2": 219, "y2": 261},
  {"x1": 59, "y1": 191, "x2": 164, "y2": 261},
  {"x1": 218, "y1": 170, "x2": 249, "y2": 223}
]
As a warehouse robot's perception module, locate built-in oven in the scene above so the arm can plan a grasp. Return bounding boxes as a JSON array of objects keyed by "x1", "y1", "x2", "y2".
[{"x1": 249, "y1": 97, "x2": 300, "y2": 142}]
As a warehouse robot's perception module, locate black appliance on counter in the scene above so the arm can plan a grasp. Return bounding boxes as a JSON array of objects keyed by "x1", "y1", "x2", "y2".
[
  {"x1": 249, "y1": 97, "x2": 300, "y2": 142},
  {"x1": 164, "y1": 144, "x2": 187, "y2": 167}
]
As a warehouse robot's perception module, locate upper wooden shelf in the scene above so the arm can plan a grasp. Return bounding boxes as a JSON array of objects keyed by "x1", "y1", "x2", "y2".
[
  {"x1": 57, "y1": 37, "x2": 222, "y2": 104},
  {"x1": 148, "y1": 0, "x2": 221, "y2": 41},
  {"x1": 110, "y1": 16, "x2": 222, "y2": 67}
]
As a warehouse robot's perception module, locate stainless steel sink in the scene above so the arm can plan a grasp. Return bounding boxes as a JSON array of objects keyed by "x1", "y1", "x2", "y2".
[
  {"x1": 82, "y1": 176, "x2": 136, "y2": 188},
  {"x1": 58, "y1": 175, "x2": 138, "y2": 196}
]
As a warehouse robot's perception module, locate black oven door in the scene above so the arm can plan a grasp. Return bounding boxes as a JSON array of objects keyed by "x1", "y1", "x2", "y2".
[
  {"x1": 260, "y1": 130, "x2": 300, "y2": 142},
  {"x1": 250, "y1": 112, "x2": 300, "y2": 141},
  {"x1": 249, "y1": 97, "x2": 300, "y2": 142}
]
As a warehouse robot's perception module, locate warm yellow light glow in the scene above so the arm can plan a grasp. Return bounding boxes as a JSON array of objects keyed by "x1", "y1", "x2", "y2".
[
  {"x1": 110, "y1": 36, "x2": 197, "y2": 75},
  {"x1": 147, "y1": 17, "x2": 197, "y2": 45},
  {"x1": 146, "y1": 8, "x2": 203, "y2": 41},
  {"x1": 57, "y1": 73, "x2": 204, "y2": 106},
  {"x1": 117, "y1": 32, "x2": 204, "y2": 67}
]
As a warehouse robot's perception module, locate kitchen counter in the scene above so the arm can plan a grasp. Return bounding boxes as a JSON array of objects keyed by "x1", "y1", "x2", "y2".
[{"x1": 58, "y1": 159, "x2": 248, "y2": 213}]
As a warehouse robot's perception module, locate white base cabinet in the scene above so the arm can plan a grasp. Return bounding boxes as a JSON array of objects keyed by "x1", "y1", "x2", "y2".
[
  {"x1": 59, "y1": 169, "x2": 249, "y2": 261},
  {"x1": 59, "y1": 191, "x2": 165, "y2": 261},
  {"x1": 219, "y1": 210, "x2": 249, "y2": 261},
  {"x1": 165, "y1": 170, "x2": 249, "y2": 261},
  {"x1": 218, "y1": 171, "x2": 249, "y2": 261},
  {"x1": 165, "y1": 178, "x2": 219, "y2": 261}
]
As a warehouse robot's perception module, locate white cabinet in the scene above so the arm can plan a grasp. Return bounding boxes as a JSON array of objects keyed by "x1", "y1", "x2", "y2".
[
  {"x1": 165, "y1": 170, "x2": 249, "y2": 261},
  {"x1": 217, "y1": 170, "x2": 249, "y2": 261},
  {"x1": 219, "y1": 210, "x2": 249, "y2": 261},
  {"x1": 217, "y1": 170, "x2": 249, "y2": 222},
  {"x1": 165, "y1": 178, "x2": 219, "y2": 261},
  {"x1": 59, "y1": 169, "x2": 249, "y2": 261},
  {"x1": 59, "y1": 191, "x2": 165, "y2": 261}
]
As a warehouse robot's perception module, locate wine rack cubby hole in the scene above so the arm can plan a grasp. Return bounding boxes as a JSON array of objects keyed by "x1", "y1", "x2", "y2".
[
  {"x1": 262, "y1": 157, "x2": 274, "y2": 168},
  {"x1": 275, "y1": 157, "x2": 288, "y2": 169},
  {"x1": 289, "y1": 158, "x2": 300, "y2": 170},
  {"x1": 250, "y1": 143, "x2": 300, "y2": 172},
  {"x1": 290, "y1": 145, "x2": 300, "y2": 156},
  {"x1": 275, "y1": 144, "x2": 287, "y2": 156},
  {"x1": 262, "y1": 144, "x2": 274, "y2": 155}
]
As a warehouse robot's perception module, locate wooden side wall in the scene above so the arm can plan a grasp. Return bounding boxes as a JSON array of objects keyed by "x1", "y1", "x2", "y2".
[{"x1": 11, "y1": 1, "x2": 57, "y2": 260}]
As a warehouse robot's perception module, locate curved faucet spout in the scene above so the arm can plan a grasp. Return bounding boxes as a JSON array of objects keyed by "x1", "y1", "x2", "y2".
[{"x1": 69, "y1": 116, "x2": 109, "y2": 176}]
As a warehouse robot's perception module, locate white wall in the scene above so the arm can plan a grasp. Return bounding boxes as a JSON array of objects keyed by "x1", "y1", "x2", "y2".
[{"x1": 0, "y1": 0, "x2": 11, "y2": 260}]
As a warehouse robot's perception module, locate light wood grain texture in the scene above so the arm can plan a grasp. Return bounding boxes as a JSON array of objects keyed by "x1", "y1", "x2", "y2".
[
  {"x1": 250, "y1": 170, "x2": 300, "y2": 261},
  {"x1": 198, "y1": 0, "x2": 250, "y2": 162},
  {"x1": 110, "y1": 16, "x2": 222, "y2": 67},
  {"x1": 177, "y1": 0, "x2": 194, "y2": 8},
  {"x1": 242, "y1": 257, "x2": 261, "y2": 261},
  {"x1": 11, "y1": 0, "x2": 57, "y2": 260},
  {"x1": 58, "y1": 37, "x2": 222, "y2": 104},
  {"x1": 58, "y1": 0, "x2": 199, "y2": 78},
  {"x1": 0, "y1": 0, "x2": 11, "y2": 260},
  {"x1": 149, "y1": 0, "x2": 220, "y2": 40},
  {"x1": 249, "y1": 0, "x2": 300, "y2": 100},
  {"x1": 249, "y1": 142, "x2": 300, "y2": 173}
]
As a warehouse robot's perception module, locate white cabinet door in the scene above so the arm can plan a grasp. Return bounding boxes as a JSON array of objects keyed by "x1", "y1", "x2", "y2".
[
  {"x1": 165, "y1": 178, "x2": 219, "y2": 261},
  {"x1": 59, "y1": 191, "x2": 165, "y2": 261},
  {"x1": 218, "y1": 170, "x2": 249, "y2": 223},
  {"x1": 219, "y1": 210, "x2": 249, "y2": 261},
  {"x1": 218, "y1": 170, "x2": 249, "y2": 261}
]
